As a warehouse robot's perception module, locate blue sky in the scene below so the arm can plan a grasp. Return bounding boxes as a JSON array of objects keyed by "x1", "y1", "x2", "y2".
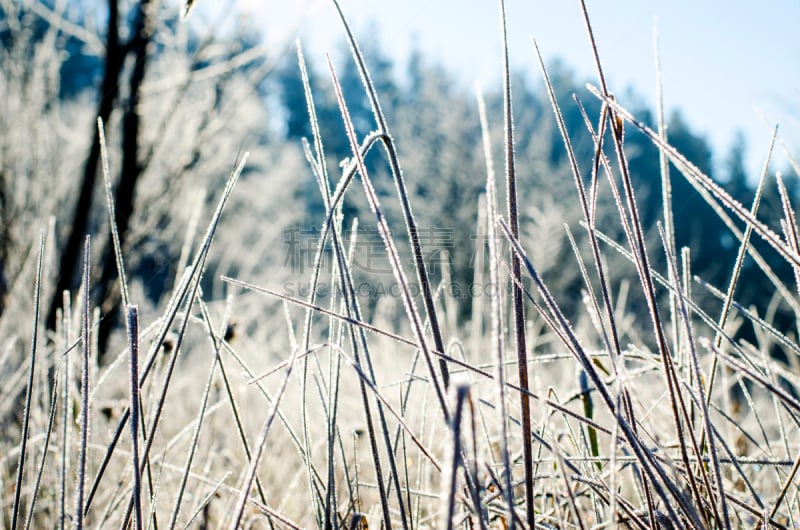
[{"x1": 217, "y1": 0, "x2": 800, "y2": 178}]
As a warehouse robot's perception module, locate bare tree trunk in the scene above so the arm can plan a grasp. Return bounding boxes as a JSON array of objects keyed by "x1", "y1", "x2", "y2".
[{"x1": 46, "y1": 0, "x2": 122, "y2": 332}]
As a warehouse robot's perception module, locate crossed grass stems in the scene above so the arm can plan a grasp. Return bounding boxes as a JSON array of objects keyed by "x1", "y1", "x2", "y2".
[{"x1": 6, "y1": 0, "x2": 800, "y2": 528}]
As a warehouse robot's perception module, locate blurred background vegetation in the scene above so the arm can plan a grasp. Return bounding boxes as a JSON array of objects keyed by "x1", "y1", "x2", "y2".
[{"x1": 1, "y1": 0, "x2": 795, "y2": 358}]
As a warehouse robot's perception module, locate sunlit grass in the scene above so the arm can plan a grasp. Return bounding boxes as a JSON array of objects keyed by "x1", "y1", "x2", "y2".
[{"x1": 1, "y1": 1, "x2": 800, "y2": 529}]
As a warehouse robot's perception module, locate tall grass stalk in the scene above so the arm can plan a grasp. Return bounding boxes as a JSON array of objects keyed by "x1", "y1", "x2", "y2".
[
  {"x1": 442, "y1": 384, "x2": 469, "y2": 530},
  {"x1": 590, "y1": 85, "x2": 800, "y2": 269},
  {"x1": 119, "y1": 153, "x2": 249, "y2": 528},
  {"x1": 75, "y1": 236, "x2": 91, "y2": 530},
  {"x1": 659, "y1": 223, "x2": 729, "y2": 527},
  {"x1": 296, "y1": 39, "x2": 338, "y2": 528},
  {"x1": 126, "y1": 305, "x2": 143, "y2": 530},
  {"x1": 10, "y1": 232, "x2": 45, "y2": 530},
  {"x1": 498, "y1": 217, "x2": 696, "y2": 527},
  {"x1": 302, "y1": 39, "x2": 412, "y2": 527},
  {"x1": 477, "y1": 85, "x2": 515, "y2": 530},
  {"x1": 701, "y1": 127, "x2": 776, "y2": 449},
  {"x1": 653, "y1": 22, "x2": 679, "y2": 352},
  {"x1": 83, "y1": 152, "x2": 248, "y2": 517},
  {"x1": 326, "y1": 16, "x2": 451, "y2": 424},
  {"x1": 330, "y1": 0, "x2": 451, "y2": 392},
  {"x1": 59, "y1": 289, "x2": 72, "y2": 530},
  {"x1": 98, "y1": 118, "x2": 130, "y2": 310},
  {"x1": 327, "y1": 55, "x2": 418, "y2": 528},
  {"x1": 23, "y1": 357, "x2": 60, "y2": 530},
  {"x1": 496, "y1": 0, "x2": 534, "y2": 524}
]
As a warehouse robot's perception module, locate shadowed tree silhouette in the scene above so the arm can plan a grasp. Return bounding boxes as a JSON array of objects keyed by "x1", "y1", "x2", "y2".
[{"x1": 46, "y1": 0, "x2": 126, "y2": 336}]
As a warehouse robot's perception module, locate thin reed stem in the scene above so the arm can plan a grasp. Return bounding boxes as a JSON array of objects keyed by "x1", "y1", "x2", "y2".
[
  {"x1": 126, "y1": 305, "x2": 143, "y2": 530},
  {"x1": 11, "y1": 232, "x2": 45, "y2": 530},
  {"x1": 497, "y1": 1, "x2": 533, "y2": 525},
  {"x1": 75, "y1": 236, "x2": 91, "y2": 530}
]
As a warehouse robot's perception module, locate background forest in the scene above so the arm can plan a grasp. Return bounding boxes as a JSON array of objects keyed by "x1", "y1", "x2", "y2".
[
  {"x1": 2, "y1": 0, "x2": 800, "y2": 528},
  {"x1": 2, "y1": 0, "x2": 790, "y2": 345}
]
